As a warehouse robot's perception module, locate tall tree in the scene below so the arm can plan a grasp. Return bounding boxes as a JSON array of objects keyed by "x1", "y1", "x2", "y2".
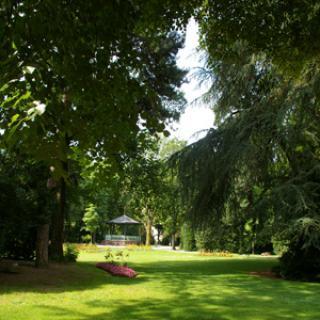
[
  {"x1": 159, "y1": 138, "x2": 187, "y2": 250},
  {"x1": 1, "y1": 1, "x2": 194, "y2": 259},
  {"x1": 125, "y1": 141, "x2": 165, "y2": 245},
  {"x1": 197, "y1": 1, "x2": 320, "y2": 74},
  {"x1": 172, "y1": 41, "x2": 320, "y2": 276},
  {"x1": 82, "y1": 204, "x2": 100, "y2": 244}
]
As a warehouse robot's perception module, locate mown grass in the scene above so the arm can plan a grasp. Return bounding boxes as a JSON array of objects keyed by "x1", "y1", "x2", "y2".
[{"x1": 0, "y1": 250, "x2": 319, "y2": 320}]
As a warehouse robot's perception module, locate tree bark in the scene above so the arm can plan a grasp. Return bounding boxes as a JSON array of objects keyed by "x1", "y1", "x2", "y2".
[
  {"x1": 50, "y1": 173, "x2": 67, "y2": 260},
  {"x1": 145, "y1": 216, "x2": 152, "y2": 246},
  {"x1": 172, "y1": 233, "x2": 176, "y2": 250},
  {"x1": 36, "y1": 224, "x2": 49, "y2": 267},
  {"x1": 92, "y1": 232, "x2": 96, "y2": 244}
]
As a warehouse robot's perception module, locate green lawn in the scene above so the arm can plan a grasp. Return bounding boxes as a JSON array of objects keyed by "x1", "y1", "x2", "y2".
[{"x1": 0, "y1": 250, "x2": 319, "y2": 320}]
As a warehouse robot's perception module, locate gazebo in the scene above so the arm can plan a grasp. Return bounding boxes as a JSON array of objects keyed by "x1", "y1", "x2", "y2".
[{"x1": 103, "y1": 214, "x2": 142, "y2": 245}]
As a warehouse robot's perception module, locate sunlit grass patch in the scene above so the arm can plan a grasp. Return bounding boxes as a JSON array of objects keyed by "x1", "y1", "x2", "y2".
[{"x1": 0, "y1": 250, "x2": 319, "y2": 320}]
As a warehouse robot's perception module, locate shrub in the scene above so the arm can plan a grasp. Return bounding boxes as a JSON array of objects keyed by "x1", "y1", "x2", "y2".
[
  {"x1": 195, "y1": 228, "x2": 215, "y2": 252},
  {"x1": 63, "y1": 243, "x2": 80, "y2": 262},
  {"x1": 180, "y1": 223, "x2": 196, "y2": 251},
  {"x1": 272, "y1": 237, "x2": 289, "y2": 256},
  {"x1": 104, "y1": 248, "x2": 129, "y2": 266},
  {"x1": 81, "y1": 234, "x2": 92, "y2": 244},
  {"x1": 277, "y1": 217, "x2": 320, "y2": 280},
  {"x1": 194, "y1": 224, "x2": 240, "y2": 253}
]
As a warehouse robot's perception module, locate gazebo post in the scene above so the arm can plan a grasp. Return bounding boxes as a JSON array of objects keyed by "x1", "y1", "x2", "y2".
[{"x1": 124, "y1": 224, "x2": 127, "y2": 241}]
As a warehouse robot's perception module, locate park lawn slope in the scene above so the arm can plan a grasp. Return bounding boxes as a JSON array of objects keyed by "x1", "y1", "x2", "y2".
[{"x1": 0, "y1": 250, "x2": 319, "y2": 320}]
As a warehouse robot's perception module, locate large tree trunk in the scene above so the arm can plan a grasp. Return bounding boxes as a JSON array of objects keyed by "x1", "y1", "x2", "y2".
[
  {"x1": 36, "y1": 224, "x2": 49, "y2": 268},
  {"x1": 50, "y1": 94, "x2": 70, "y2": 260},
  {"x1": 50, "y1": 174, "x2": 67, "y2": 260}
]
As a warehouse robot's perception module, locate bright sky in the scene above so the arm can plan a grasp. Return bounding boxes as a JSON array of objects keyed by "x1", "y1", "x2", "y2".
[{"x1": 169, "y1": 18, "x2": 214, "y2": 144}]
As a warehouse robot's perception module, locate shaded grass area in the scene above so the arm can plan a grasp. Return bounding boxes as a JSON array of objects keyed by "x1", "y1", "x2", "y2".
[{"x1": 0, "y1": 250, "x2": 319, "y2": 320}]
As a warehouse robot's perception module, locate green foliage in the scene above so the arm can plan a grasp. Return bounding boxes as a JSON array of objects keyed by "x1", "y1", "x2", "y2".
[
  {"x1": 63, "y1": 243, "x2": 80, "y2": 263},
  {"x1": 0, "y1": 2, "x2": 192, "y2": 257},
  {"x1": 105, "y1": 248, "x2": 129, "y2": 266},
  {"x1": 1, "y1": 2, "x2": 190, "y2": 177},
  {"x1": 0, "y1": 151, "x2": 53, "y2": 260},
  {"x1": 194, "y1": 224, "x2": 250, "y2": 254},
  {"x1": 81, "y1": 234, "x2": 92, "y2": 244},
  {"x1": 277, "y1": 218, "x2": 320, "y2": 280},
  {"x1": 159, "y1": 137, "x2": 187, "y2": 160},
  {"x1": 198, "y1": 1, "x2": 320, "y2": 74},
  {"x1": 195, "y1": 227, "x2": 215, "y2": 252},
  {"x1": 172, "y1": 34, "x2": 320, "y2": 277},
  {"x1": 180, "y1": 223, "x2": 196, "y2": 251},
  {"x1": 82, "y1": 204, "x2": 100, "y2": 243},
  {"x1": 115, "y1": 136, "x2": 168, "y2": 244},
  {"x1": 272, "y1": 238, "x2": 288, "y2": 256}
]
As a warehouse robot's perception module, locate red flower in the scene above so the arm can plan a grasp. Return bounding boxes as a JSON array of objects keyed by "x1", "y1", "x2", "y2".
[{"x1": 96, "y1": 263, "x2": 138, "y2": 278}]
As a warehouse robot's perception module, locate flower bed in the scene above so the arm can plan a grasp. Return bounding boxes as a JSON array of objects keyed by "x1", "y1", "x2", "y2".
[
  {"x1": 96, "y1": 262, "x2": 138, "y2": 278},
  {"x1": 198, "y1": 250, "x2": 233, "y2": 257}
]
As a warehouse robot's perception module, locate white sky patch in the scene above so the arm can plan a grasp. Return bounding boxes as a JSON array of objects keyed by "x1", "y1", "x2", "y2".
[
  {"x1": 176, "y1": 106, "x2": 214, "y2": 143},
  {"x1": 169, "y1": 18, "x2": 214, "y2": 144}
]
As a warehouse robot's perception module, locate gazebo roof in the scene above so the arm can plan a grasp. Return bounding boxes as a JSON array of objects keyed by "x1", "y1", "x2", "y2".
[{"x1": 107, "y1": 214, "x2": 141, "y2": 225}]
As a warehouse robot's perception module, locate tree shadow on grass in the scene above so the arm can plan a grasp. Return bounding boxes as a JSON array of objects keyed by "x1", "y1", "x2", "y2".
[
  {"x1": 131, "y1": 257, "x2": 279, "y2": 276},
  {"x1": 0, "y1": 261, "x2": 146, "y2": 294},
  {"x1": 36, "y1": 271, "x2": 320, "y2": 320},
  {"x1": 0, "y1": 257, "x2": 273, "y2": 294},
  {"x1": 2, "y1": 256, "x2": 319, "y2": 319},
  {"x1": 133, "y1": 257, "x2": 320, "y2": 301}
]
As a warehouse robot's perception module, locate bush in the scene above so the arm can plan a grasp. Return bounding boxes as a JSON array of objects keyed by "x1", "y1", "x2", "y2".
[
  {"x1": 105, "y1": 248, "x2": 129, "y2": 266},
  {"x1": 180, "y1": 223, "x2": 196, "y2": 251},
  {"x1": 277, "y1": 218, "x2": 320, "y2": 280},
  {"x1": 194, "y1": 224, "x2": 241, "y2": 253},
  {"x1": 63, "y1": 243, "x2": 80, "y2": 262},
  {"x1": 194, "y1": 225, "x2": 238, "y2": 253},
  {"x1": 195, "y1": 228, "x2": 215, "y2": 252},
  {"x1": 272, "y1": 237, "x2": 288, "y2": 256},
  {"x1": 81, "y1": 234, "x2": 92, "y2": 243}
]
